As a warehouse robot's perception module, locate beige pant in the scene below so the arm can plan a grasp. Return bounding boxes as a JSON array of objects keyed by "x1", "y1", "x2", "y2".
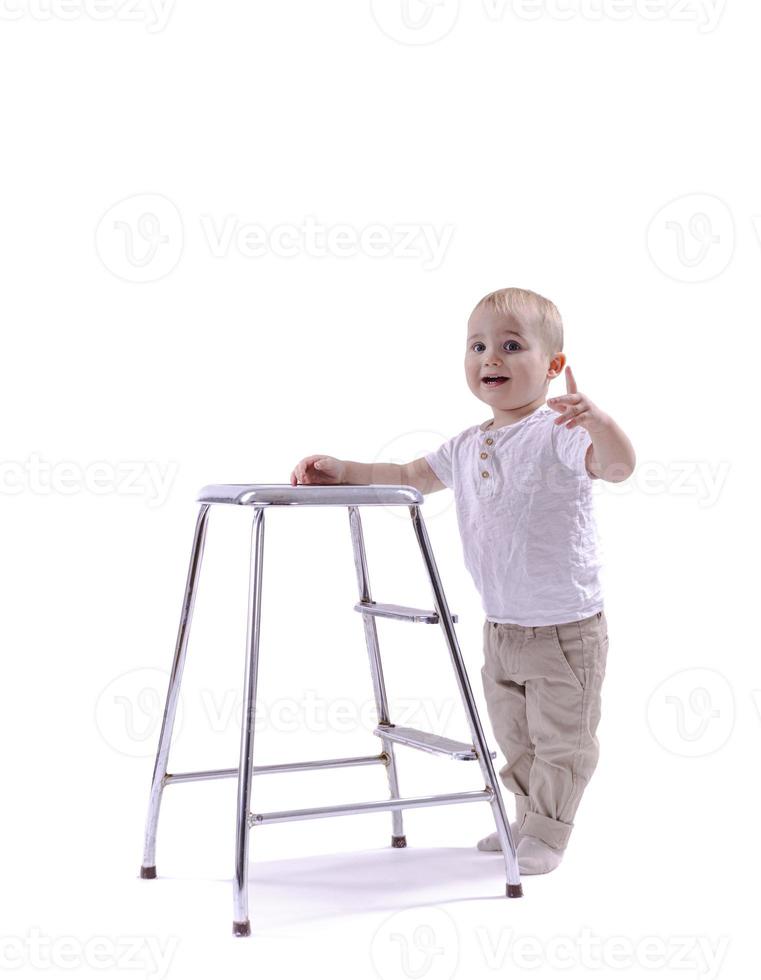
[{"x1": 481, "y1": 610, "x2": 609, "y2": 850}]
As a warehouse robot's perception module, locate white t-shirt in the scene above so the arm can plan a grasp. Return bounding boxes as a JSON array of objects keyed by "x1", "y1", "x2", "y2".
[{"x1": 425, "y1": 403, "x2": 604, "y2": 627}]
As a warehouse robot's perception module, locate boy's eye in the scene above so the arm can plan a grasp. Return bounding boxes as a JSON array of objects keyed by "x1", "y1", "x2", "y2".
[{"x1": 471, "y1": 341, "x2": 521, "y2": 352}]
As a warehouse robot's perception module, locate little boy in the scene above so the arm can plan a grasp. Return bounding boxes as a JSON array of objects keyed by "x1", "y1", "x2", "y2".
[{"x1": 290, "y1": 286, "x2": 636, "y2": 876}]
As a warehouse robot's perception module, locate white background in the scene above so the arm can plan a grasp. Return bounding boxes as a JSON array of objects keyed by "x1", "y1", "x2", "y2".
[{"x1": 1, "y1": 1, "x2": 756, "y2": 977}]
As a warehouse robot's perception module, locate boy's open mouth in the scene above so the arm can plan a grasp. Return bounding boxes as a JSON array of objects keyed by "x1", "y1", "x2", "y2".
[{"x1": 481, "y1": 376, "x2": 509, "y2": 386}]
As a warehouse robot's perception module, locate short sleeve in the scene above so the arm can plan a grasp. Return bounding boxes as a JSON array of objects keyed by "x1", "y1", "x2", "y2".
[
  {"x1": 552, "y1": 420, "x2": 596, "y2": 478},
  {"x1": 425, "y1": 436, "x2": 455, "y2": 489}
]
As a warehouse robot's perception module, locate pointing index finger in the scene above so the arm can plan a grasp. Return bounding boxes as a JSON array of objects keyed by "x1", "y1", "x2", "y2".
[{"x1": 565, "y1": 364, "x2": 578, "y2": 394}]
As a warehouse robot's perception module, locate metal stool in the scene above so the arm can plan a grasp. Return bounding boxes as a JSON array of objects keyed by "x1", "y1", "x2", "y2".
[{"x1": 139, "y1": 484, "x2": 523, "y2": 937}]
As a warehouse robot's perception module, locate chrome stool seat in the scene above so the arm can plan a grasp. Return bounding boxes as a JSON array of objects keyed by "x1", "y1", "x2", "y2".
[{"x1": 139, "y1": 484, "x2": 522, "y2": 937}]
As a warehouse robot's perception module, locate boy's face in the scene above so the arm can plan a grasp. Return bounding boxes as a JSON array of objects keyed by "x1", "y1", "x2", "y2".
[{"x1": 465, "y1": 306, "x2": 565, "y2": 410}]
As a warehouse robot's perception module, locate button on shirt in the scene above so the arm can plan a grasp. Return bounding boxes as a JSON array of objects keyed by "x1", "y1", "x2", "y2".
[{"x1": 425, "y1": 404, "x2": 604, "y2": 627}]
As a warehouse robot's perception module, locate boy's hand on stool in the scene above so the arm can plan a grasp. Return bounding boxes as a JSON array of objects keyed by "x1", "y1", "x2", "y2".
[
  {"x1": 290, "y1": 455, "x2": 347, "y2": 486},
  {"x1": 547, "y1": 365, "x2": 610, "y2": 435}
]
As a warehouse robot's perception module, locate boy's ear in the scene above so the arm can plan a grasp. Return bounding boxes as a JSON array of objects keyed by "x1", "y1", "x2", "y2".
[{"x1": 548, "y1": 352, "x2": 566, "y2": 377}]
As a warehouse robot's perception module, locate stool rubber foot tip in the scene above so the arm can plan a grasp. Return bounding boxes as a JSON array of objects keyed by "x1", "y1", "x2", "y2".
[
  {"x1": 140, "y1": 866, "x2": 157, "y2": 879},
  {"x1": 391, "y1": 835, "x2": 407, "y2": 848},
  {"x1": 506, "y1": 883, "x2": 523, "y2": 898},
  {"x1": 233, "y1": 921, "x2": 251, "y2": 937}
]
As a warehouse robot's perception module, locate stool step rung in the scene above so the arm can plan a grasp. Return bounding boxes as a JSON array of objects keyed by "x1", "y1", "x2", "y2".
[
  {"x1": 248, "y1": 788, "x2": 494, "y2": 827},
  {"x1": 375, "y1": 724, "x2": 496, "y2": 761},
  {"x1": 354, "y1": 601, "x2": 458, "y2": 624}
]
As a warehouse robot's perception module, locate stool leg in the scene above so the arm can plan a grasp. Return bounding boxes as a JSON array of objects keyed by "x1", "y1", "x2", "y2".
[
  {"x1": 140, "y1": 504, "x2": 211, "y2": 879},
  {"x1": 232, "y1": 507, "x2": 265, "y2": 937},
  {"x1": 347, "y1": 507, "x2": 406, "y2": 847},
  {"x1": 408, "y1": 505, "x2": 523, "y2": 897}
]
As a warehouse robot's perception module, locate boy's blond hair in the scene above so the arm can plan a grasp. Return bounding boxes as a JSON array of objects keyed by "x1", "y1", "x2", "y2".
[{"x1": 471, "y1": 287, "x2": 563, "y2": 361}]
